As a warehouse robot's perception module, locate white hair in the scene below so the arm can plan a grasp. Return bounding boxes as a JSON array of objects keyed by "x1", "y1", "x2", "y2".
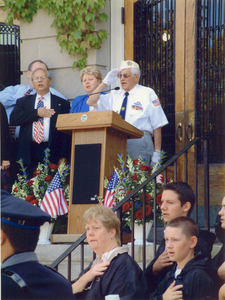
[{"x1": 130, "y1": 67, "x2": 140, "y2": 77}]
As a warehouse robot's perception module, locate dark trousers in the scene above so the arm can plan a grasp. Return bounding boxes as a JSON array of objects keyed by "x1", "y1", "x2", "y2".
[{"x1": 24, "y1": 141, "x2": 49, "y2": 179}]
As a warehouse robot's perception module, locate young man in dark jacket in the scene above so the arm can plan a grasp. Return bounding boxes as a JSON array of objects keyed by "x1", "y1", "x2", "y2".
[
  {"x1": 150, "y1": 217, "x2": 216, "y2": 300},
  {"x1": 144, "y1": 182, "x2": 216, "y2": 293}
]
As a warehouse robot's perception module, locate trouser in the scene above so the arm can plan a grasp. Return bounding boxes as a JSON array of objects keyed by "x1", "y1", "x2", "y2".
[
  {"x1": 126, "y1": 132, "x2": 154, "y2": 166},
  {"x1": 24, "y1": 142, "x2": 49, "y2": 179}
]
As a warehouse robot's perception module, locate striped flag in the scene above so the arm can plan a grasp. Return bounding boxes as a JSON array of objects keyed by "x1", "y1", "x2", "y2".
[
  {"x1": 104, "y1": 170, "x2": 119, "y2": 208},
  {"x1": 40, "y1": 171, "x2": 69, "y2": 217}
]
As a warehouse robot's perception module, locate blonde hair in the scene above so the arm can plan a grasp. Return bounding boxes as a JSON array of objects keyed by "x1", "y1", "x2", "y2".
[
  {"x1": 80, "y1": 66, "x2": 102, "y2": 82},
  {"x1": 83, "y1": 205, "x2": 121, "y2": 246}
]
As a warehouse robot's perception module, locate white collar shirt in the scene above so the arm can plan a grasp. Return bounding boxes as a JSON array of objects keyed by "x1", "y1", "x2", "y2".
[
  {"x1": 95, "y1": 84, "x2": 168, "y2": 134},
  {"x1": 33, "y1": 92, "x2": 51, "y2": 142}
]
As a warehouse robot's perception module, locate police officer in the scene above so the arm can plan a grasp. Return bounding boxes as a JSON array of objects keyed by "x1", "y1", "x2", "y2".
[
  {"x1": 1, "y1": 190, "x2": 74, "y2": 299},
  {"x1": 87, "y1": 60, "x2": 169, "y2": 167}
]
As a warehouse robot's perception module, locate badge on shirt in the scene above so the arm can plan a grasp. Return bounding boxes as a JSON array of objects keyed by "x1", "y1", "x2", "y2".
[
  {"x1": 152, "y1": 99, "x2": 161, "y2": 107},
  {"x1": 131, "y1": 101, "x2": 143, "y2": 111}
]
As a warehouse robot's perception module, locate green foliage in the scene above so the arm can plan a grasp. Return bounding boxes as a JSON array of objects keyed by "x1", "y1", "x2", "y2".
[{"x1": 3, "y1": 0, "x2": 108, "y2": 69}]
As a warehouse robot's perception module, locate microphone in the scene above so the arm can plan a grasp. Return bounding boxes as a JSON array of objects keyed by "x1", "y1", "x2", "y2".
[
  {"x1": 71, "y1": 87, "x2": 120, "y2": 112},
  {"x1": 88, "y1": 86, "x2": 120, "y2": 96}
]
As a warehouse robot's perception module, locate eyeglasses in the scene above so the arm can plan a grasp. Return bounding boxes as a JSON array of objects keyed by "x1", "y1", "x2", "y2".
[
  {"x1": 32, "y1": 76, "x2": 48, "y2": 82},
  {"x1": 119, "y1": 73, "x2": 134, "y2": 79}
]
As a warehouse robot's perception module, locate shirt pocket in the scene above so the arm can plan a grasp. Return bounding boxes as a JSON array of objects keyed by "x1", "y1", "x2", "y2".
[{"x1": 129, "y1": 101, "x2": 146, "y2": 117}]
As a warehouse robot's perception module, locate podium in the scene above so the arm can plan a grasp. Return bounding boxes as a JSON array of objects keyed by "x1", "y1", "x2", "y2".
[{"x1": 56, "y1": 111, "x2": 143, "y2": 233}]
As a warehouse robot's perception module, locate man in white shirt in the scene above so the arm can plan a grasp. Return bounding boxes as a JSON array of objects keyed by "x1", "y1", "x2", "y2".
[
  {"x1": 87, "y1": 60, "x2": 169, "y2": 167},
  {"x1": 10, "y1": 68, "x2": 70, "y2": 178}
]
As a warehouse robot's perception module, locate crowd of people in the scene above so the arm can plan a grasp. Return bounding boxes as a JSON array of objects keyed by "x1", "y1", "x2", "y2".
[
  {"x1": 1, "y1": 187, "x2": 224, "y2": 299},
  {"x1": 0, "y1": 59, "x2": 168, "y2": 186},
  {"x1": 1, "y1": 59, "x2": 224, "y2": 299}
]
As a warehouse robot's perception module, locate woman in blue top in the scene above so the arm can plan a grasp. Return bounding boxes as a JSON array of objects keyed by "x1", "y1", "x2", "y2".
[{"x1": 70, "y1": 67, "x2": 102, "y2": 113}]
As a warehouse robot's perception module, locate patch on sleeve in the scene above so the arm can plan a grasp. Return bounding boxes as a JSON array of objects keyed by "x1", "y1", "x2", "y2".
[{"x1": 152, "y1": 99, "x2": 161, "y2": 107}]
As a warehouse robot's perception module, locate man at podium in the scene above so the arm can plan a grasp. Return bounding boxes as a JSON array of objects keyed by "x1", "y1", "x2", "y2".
[{"x1": 87, "y1": 60, "x2": 169, "y2": 167}]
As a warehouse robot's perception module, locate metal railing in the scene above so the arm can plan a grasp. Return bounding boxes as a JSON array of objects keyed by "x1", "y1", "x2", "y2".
[{"x1": 50, "y1": 137, "x2": 209, "y2": 280}]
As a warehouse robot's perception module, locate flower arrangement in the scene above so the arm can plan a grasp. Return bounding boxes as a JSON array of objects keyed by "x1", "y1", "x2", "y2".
[
  {"x1": 12, "y1": 148, "x2": 70, "y2": 207},
  {"x1": 104, "y1": 153, "x2": 172, "y2": 228}
]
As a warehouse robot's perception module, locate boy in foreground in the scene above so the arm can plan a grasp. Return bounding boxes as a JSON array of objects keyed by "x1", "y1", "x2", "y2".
[
  {"x1": 144, "y1": 182, "x2": 216, "y2": 292},
  {"x1": 150, "y1": 216, "x2": 216, "y2": 300}
]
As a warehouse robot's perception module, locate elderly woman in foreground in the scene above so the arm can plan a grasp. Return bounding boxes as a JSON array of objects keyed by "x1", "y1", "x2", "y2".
[{"x1": 72, "y1": 205, "x2": 148, "y2": 300}]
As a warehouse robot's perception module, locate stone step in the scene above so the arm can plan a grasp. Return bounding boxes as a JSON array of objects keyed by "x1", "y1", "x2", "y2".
[{"x1": 35, "y1": 241, "x2": 222, "y2": 280}]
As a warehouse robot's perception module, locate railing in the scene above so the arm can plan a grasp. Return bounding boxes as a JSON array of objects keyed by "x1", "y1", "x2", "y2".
[{"x1": 50, "y1": 137, "x2": 209, "y2": 280}]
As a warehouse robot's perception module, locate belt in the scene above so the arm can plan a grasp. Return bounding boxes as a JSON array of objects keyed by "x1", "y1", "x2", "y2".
[{"x1": 143, "y1": 131, "x2": 153, "y2": 137}]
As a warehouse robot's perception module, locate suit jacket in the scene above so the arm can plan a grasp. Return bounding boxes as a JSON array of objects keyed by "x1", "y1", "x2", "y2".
[{"x1": 10, "y1": 93, "x2": 70, "y2": 164}]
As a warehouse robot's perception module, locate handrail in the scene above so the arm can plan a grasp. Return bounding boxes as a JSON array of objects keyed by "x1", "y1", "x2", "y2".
[{"x1": 50, "y1": 137, "x2": 204, "y2": 279}]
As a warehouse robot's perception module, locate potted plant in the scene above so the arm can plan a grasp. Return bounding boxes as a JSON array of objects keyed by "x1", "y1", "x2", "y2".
[
  {"x1": 102, "y1": 153, "x2": 172, "y2": 243},
  {"x1": 11, "y1": 148, "x2": 70, "y2": 244}
]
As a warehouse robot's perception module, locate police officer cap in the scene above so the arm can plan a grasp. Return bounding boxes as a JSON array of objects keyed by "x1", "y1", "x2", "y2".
[
  {"x1": 120, "y1": 60, "x2": 140, "y2": 71},
  {"x1": 1, "y1": 190, "x2": 51, "y2": 229}
]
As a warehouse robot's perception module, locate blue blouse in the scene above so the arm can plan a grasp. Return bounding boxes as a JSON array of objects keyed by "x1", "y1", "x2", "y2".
[
  {"x1": 70, "y1": 92, "x2": 106, "y2": 113},
  {"x1": 70, "y1": 94, "x2": 89, "y2": 113}
]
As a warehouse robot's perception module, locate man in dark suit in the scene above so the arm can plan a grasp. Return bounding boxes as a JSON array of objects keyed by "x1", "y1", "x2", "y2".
[{"x1": 10, "y1": 68, "x2": 70, "y2": 178}]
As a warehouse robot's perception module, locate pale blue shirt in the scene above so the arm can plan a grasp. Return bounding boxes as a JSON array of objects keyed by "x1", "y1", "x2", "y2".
[{"x1": 0, "y1": 84, "x2": 67, "y2": 138}]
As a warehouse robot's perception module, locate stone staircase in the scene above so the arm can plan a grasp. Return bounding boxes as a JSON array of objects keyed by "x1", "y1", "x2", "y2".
[{"x1": 35, "y1": 235, "x2": 222, "y2": 280}]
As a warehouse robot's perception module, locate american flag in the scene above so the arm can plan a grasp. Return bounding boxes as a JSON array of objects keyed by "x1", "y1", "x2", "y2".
[
  {"x1": 152, "y1": 98, "x2": 161, "y2": 107},
  {"x1": 104, "y1": 170, "x2": 119, "y2": 208},
  {"x1": 40, "y1": 171, "x2": 69, "y2": 217}
]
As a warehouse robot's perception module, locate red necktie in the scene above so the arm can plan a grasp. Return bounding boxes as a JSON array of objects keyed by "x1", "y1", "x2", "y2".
[
  {"x1": 33, "y1": 96, "x2": 44, "y2": 144},
  {"x1": 9, "y1": 88, "x2": 33, "y2": 137}
]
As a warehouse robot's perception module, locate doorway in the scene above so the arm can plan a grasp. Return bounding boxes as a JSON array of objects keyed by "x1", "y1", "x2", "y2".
[{"x1": 124, "y1": 0, "x2": 225, "y2": 208}]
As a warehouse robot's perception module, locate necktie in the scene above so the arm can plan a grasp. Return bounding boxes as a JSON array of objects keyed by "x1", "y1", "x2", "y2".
[
  {"x1": 9, "y1": 88, "x2": 33, "y2": 137},
  {"x1": 33, "y1": 96, "x2": 44, "y2": 144},
  {"x1": 24, "y1": 88, "x2": 33, "y2": 96},
  {"x1": 120, "y1": 92, "x2": 129, "y2": 120}
]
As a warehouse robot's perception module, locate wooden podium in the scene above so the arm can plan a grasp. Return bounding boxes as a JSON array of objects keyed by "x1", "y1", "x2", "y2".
[{"x1": 56, "y1": 111, "x2": 143, "y2": 233}]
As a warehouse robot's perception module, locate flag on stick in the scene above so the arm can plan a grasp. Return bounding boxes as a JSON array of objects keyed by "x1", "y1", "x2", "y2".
[
  {"x1": 40, "y1": 171, "x2": 69, "y2": 217},
  {"x1": 104, "y1": 170, "x2": 119, "y2": 208}
]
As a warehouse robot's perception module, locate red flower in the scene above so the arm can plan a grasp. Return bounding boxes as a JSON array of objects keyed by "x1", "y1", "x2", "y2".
[
  {"x1": 135, "y1": 210, "x2": 143, "y2": 220},
  {"x1": 27, "y1": 180, "x2": 34, "y2": 187},
  {"x1": 126, "y1": 190, "x2": 133, "y2": 196},
  {"x1": 66, "y1": 176, "x2": 70, "y2": 185},
  {"x1": 13, "y1": 187, "x2": 18, "y2": 193},
  {"x1": 131, "y1": 174, "x2": 138, "y2": 180},
  {"x1": 156, "y1": 193, "x2": 162, "y2": 205},
  {"x1": 126, "y1": 190, "x2": 138, "y2": 199},
  {"x1": 44, "y1": 176, "x2": 53, "y2": 182},
  {"x1": 141, "y1": 193, "x2": 152, "y2": 202},
  {"x1": 122, "y1": 202, "x2": 131, "y2": 212},
  {"x1": 133, "y1": 159, "x2": 139, "y2": 165},
  {"x1": 145, "y1": 205, "x2": 152, "y2": 216},
  {"x1": 140, "y1": 165, "x2": 150, "y2": 172},
  {"x1": 33, "y1": 170, "x2": 41, "y2": 177},
  {"x1": 49, "y1": 163, "x2": 58, "y2": 170},
  {"x1": 25, "y1": 195, "x2": 35, "y2": 202},
  {"x1": 161, "y1": 175, "x2": 170, "y2": 183},
  {"x1": 30, "y1": 199, "x2": 38, "y2": 206}
]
